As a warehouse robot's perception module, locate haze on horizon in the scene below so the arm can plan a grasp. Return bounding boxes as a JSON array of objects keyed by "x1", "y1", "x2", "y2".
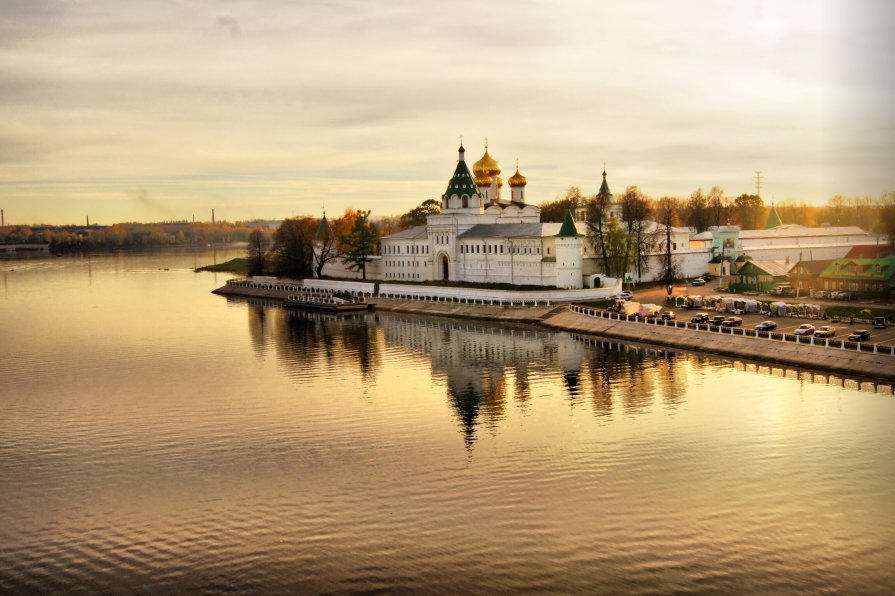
[{"x1": 1, "y1": 0, "x2": 892, "y2": 225}]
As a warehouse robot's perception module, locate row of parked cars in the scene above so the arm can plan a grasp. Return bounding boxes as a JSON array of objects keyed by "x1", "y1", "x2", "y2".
[
  {"x1": 689, "y1": 313, "x2": 743, "y2": 327},
  {"x1": 687, "y1": 314, "x2": 876, "y2": 341}
]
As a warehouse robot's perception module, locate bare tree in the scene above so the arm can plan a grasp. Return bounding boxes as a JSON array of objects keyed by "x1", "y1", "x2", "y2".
[
  {"x1": 584, "y1": 192, "x2": 612, "y2": 275},
  {"x1": 707, "y1": 186, "x2": 729, "y2": 228},
  {"x1": 685, "y1": 188, "x2": 709, "y2": 232},
  {"x1": 619, "y1": 186, "x2": 655, "y2": 280},
  {"x1": 655, "y1": 197, "x2": 681, "y2": 284}
]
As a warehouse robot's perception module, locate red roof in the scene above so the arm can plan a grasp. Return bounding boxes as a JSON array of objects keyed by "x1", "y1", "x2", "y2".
[{"x1": 845, "y1": 245, "x2": 895, "y2": 258}]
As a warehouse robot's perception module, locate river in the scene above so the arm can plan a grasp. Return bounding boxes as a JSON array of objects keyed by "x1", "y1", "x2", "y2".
[{"x1": 1, "y1": 251, "x2": 893, "y2": 593}]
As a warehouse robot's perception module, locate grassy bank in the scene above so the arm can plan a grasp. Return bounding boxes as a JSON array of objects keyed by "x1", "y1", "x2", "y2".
[{"x1": 195, "y1": 258, "x2": 249, "y2": 274}]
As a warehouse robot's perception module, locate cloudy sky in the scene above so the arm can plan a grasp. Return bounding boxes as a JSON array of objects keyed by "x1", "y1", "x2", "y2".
[{"x1": 1, "y1": 0, "x2": 892, "y2": 224}]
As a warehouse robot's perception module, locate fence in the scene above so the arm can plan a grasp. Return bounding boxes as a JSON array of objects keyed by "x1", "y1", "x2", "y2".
[{"x1": 568, "y1": 304, "x2": 895, "y2": 357}]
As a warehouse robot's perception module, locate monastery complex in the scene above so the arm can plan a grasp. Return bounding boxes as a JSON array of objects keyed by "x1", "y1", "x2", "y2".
[{"x1": 325, "y1": 143, "x2": 882, "y2": 290}]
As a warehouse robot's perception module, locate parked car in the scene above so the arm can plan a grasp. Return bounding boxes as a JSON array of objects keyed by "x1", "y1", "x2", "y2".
[
  {"x1": 660, "y1": 310, "x2": 676, "y2": 320},
  {"x1": 691, "y1": 313, "x2": 709, "y2": 324},
  {"x1": 814, "y1": 326, "x2": 837, "y2": 338},
  {"x1": 708, "y1": 315, "x2": 727, "y2": 326},
  {"x1": 691, "y1": 278, "x2": 706, "y2": 286},
  {"x1": 813, "y1": 290, "x2": 828, "y2": 299},
  {"x1": 721, "y1": 317, "x2": 743, "y2": 327},
  {"x1": 848, "y1": 330, "x2": 871, "y2": 342},
  {"x1": 873, "y1": 317, "x2": 889, "y2": 329},
  {"x1": 755, "y1": 321, "x2": 777, "y2": 331},
  {"x1": 614, "y1": 291, "x2": 633, "y2": 301},
  {"x1": 830, "y1": 291, "x2": 851, "y2": 300},
  {"x1": 794, "y1": 324, "x2": 816, "y2": 336}
]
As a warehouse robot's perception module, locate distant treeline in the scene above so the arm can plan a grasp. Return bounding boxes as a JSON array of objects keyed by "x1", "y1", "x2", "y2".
[
  {"x1": 539, "y1": 189, "x2": 895, "y2": 237},
  {"x1": 0, "y1": 221, "x2": 270, "y2": 252}
]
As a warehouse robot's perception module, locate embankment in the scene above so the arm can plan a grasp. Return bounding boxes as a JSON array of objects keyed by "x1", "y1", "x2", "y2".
[
  {"x1": 213, "y1": 282, "x2": 894, "y2": 382},
  {"x1": 541, "y1": 309, "x2": 895, "y2": 383}
]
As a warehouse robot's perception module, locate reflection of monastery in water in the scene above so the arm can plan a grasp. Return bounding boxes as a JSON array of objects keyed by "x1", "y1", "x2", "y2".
[
  {"x1": 236, "y1": 301, "x2": 891, "y2": 447},
  {"x1": 378, "y1": 315, "x2": 582, "y2": 444}
]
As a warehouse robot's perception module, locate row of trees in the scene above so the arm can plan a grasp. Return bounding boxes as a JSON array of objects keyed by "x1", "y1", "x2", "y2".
[
  {"x1": 247, "y1": 209, "x2": 380, "y2": 279},
  {"x1": 1, "y1": 221, "x2": 267, "y2": 250},
  {"x1": 541, "y1": 187, "x2": 895, "y2": 238}
]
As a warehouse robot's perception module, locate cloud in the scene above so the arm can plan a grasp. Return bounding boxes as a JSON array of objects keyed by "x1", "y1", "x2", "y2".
[{"x1": 216, "y1": 16, "x2": 240, "y2": 40}]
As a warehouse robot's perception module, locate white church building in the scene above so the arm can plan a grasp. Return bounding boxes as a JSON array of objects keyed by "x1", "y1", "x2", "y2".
[{"x1": 381, "y1": 144, "x2": 616, "y2": 289}]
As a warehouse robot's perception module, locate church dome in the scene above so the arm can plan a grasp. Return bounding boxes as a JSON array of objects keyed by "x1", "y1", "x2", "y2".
[
  {"x1": 508, "y1": 166, "x2": 527, "y2": 187},
  {"x1": 474, "y1": 174, "x2": 493, "y2": 186},
  {"x1": 473, "y1": 149, "x2": 501, "y2": 177}
]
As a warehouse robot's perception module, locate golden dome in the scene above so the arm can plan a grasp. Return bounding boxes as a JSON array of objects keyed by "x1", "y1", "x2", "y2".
[
  {"x1": 497, "y1": 176, "x2": 503, "y2": 188},
  {"x1": 472, "y1": 149, "x2": 501, "y2": 177},
  {"x1": 474, "y1": 174, "x2": 493, "y2": 186},
  {"x1": 508, "y1": 166, "x2": 527, "y2": 187}
]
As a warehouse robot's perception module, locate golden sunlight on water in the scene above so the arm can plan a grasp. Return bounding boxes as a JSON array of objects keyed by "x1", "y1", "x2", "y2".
[{"x1": 1, "y1": 252, "x2": 893, "y2": 593}]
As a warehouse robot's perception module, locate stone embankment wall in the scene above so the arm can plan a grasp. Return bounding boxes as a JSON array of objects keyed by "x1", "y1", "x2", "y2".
[
  {"x1": 541, "y1": 309, "x2": 895, "y2": 382},
  {"x1": 212, "y1": 279, "x2": 893, "y2": 381}
]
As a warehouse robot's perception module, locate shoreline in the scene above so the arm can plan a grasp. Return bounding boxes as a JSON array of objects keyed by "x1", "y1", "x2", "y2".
[{"x1": 213, "y1": 283, "x2": 895, "y2": 383}]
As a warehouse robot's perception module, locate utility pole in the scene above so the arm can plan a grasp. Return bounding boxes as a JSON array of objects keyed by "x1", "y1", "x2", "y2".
[
  {"x1": 87, "y1": 215, "x2": 90, "y2": 227},
  {"x1": 754, "y1": 171, "x2": 763, "y2": 198},
  {"x1": 212, "y1": 209, "x2": 215, "y2": 224},
  {"x1": 1, "y1": 209, "x2": 4, "y2": 227}
]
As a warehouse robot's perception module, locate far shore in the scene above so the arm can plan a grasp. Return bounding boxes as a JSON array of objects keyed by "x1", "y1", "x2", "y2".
[{"x1": 212, "y1": 281, "x2": 895, "y2": 383}]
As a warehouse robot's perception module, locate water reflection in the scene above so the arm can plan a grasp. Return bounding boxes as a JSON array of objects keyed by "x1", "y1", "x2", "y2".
[{"x1": 234, "y1": 301, "x2": 894, "y2": 445}]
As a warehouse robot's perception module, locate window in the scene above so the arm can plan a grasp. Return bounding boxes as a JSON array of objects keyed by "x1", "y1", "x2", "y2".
[{"x1": 547, "y1": 248, "x2": 550, "y2": 255}]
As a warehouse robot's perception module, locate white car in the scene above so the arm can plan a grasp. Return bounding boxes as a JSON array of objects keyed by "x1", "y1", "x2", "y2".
[
  {"x1": 794, "y1": 324, "x2": 815, "y2": 336},
  {"x1": 614, "y1": 291, "x2": 633, "y2": 301}
]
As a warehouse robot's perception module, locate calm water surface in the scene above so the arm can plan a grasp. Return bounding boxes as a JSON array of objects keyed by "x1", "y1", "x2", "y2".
[{"x1": 1, "y1": 252, "x2": 894, "y2": 594}]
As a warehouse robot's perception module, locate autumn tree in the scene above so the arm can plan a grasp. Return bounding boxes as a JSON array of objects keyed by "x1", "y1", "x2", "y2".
[
  {"x1": 339, "y1": 209, "x2": 378, "y2": 280},
  {"x1": 584, "y1": 190, "x2": 613, "y2": 275},
  {"x1": 271, "y1": 217, "x2": 316, "y2": 279}
]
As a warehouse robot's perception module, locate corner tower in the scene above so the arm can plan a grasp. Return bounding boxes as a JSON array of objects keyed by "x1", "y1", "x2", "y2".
[{"x1": 554, "y1": 210, "x2": 583, "y2": 289}]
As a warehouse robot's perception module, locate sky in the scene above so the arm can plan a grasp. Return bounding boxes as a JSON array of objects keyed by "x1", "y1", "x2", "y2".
[{"x1": 1, "y1": 0, "x2": 893, "y2": 225}]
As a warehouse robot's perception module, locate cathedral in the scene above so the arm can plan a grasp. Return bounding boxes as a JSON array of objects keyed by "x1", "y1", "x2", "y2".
[{"x1": 380, "y1": 143, "x2": 597, "y2": 289}]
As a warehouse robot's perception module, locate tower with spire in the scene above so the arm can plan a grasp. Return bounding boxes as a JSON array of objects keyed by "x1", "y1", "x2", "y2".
[
  {"x1": 765, "y1": 203, "x2": 782, "y2": 229},
  {"x1": 442, "y1": 143, "x2": 481, "y2": 211}
]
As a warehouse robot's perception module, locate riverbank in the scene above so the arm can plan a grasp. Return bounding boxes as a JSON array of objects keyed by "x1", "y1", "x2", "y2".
[
  {"x1": 213, "y1": 282, "x2": 895, "y2": 382},
  {"x1": 541, "y1": 309, "x2": 895, "y2": 383}
]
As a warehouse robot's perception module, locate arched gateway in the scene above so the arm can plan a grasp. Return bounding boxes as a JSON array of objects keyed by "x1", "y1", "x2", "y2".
[{"x1": 440, "y1": 254, "x2": 449, "y2": 281}]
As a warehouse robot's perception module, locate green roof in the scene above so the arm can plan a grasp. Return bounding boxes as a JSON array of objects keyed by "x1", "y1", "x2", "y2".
[
  {"x1": 556, "y1": 210, "x2": 580, "y2": 237},
  {"x1": 598, "y1": 169, "x2": 611, "y2": 198},
  {"x1": 819, "y1": 257, "x2": 895, "y2": 282},
  {"x1": 765, "y1": 205, "x2": 782, "y2": 228},
  {"x1": 315, "y1": 214, "x2": 332, "y2": 241},
  {"x1": 444, "y1": 159, "x2": 479, "y2": 199}
]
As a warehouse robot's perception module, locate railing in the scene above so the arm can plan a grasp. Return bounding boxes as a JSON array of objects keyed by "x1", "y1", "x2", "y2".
[{"x1": 567, "y1": 304, "x2": 895, "y2": 357}]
